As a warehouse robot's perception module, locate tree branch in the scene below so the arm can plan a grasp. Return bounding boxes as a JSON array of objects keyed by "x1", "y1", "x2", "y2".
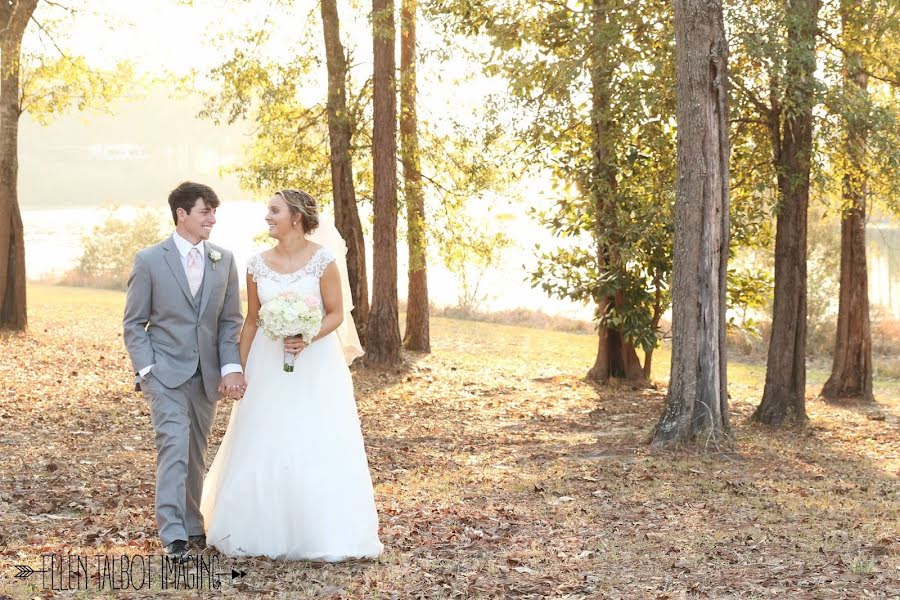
[
  {"x1": 730, "y1": 117, "x2": 770, "y2": 127},
  {"x1": 30, "y1": 16, "x2": 68, "y2": 57},
  {"x1": 543, "y1": 0, "x2": 585, "y2": 15},
  {"x1": 819, "y1": 27, "x2": 900, "y2": 88},
  {"x1": 731, "y1": 77, "x2": 773, "y2": 118},
  {"x1": 42, "y1": 1, "x2": 78, "y2": 16}
]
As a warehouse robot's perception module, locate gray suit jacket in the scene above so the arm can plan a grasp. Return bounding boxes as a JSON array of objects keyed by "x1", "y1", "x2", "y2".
[{"x1": 123, "y1": 236, "x2": 242, "y2": 401}]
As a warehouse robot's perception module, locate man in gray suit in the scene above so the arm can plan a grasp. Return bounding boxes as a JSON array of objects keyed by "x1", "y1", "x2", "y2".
[{"x1": 123, "y1": 182, "x2": 246, "y2": 557}]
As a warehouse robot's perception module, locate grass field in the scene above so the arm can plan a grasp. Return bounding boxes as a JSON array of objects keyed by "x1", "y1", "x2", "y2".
[{"x1": 0, "y1": 284, "x2": 897, "y2": 598}]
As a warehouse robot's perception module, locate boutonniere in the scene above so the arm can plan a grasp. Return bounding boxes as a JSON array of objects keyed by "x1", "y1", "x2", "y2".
[{"x1": 209, "y1": 249, "x2": 222, "y2": 269}]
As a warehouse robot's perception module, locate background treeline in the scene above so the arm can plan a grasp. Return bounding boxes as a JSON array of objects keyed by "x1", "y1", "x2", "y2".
[{"x1": 1, "y1": 0, "x2": 899, "y2": 445}]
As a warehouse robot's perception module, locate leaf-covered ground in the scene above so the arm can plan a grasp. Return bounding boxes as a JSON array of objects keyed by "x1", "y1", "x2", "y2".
[{"x1": 1, "y1": 285, "x2": 897, "y2": 598}]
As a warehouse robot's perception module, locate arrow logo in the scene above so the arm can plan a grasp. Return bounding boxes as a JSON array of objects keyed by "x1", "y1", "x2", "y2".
[
  {"x1": 214, "y1": 568, "x2": 247, "y2": 581},
  {"x1": 14, "y1": 565, "x2": 36, "y2": 579}
]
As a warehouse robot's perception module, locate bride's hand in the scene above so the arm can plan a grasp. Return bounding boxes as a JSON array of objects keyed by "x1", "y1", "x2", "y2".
[
  {"x1": 219, "y1": 373, "x2": 247, "y2": 400},
  {"x1": 284, "y1": 336, "x2": 309, "y2": 356}
]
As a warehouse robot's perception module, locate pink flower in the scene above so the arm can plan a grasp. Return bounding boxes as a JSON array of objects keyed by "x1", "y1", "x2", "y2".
[{"x1": 304, "y1": 295, "x2": 320, "y2": 308}]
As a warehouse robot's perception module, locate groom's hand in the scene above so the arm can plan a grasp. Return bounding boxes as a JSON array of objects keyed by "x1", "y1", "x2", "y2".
[{"x1": 219, "y1": 372, "x2": 247, "y2": 400}]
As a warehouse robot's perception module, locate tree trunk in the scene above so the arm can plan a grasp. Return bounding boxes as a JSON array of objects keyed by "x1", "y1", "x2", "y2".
[
  {"x1": 400, "y1": 0, "x2": 430, "y2": 352},
  {"x1": 643, "y1": 286, "x2": 664, "y2": 379},
  {"x1": 0, "y1": 0, "x2": 37, "y2": 331},
  {"x1": 652, "y1": 0, "x2": 730, "y2": 448},
  {"x1": 643, "y1": 347, "x2": 654, "y2": 379},
  {"x1": 753, "y1": 0, "x2": 820, "y2": 426},
  {"x1": 587, "y1": 325, "x2": 644, "y2": 381},
  {"x1": 585, "y1": 0, "x2": 643, "y2": 384},
  {"x1": 587, "y1": 296, "x2": 612, "y2": 382},
  {"x1": 820, "y1": 1, "x2": 873, "y2": 403},
  {"x1": 366, "y1": 0, "x2": 402, "y2": 366},
  {"x1": 320, "y1": 0, "x2": 370, "y2": 345}
]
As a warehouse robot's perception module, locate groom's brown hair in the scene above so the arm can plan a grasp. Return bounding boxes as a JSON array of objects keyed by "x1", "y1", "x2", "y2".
[{"x1": 168, "y1": 181, "x2": 220, "y2": 225}]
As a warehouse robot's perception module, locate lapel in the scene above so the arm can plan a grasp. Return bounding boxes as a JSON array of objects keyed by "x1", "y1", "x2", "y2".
[
  {"x1": 163, "y1": 236, "x2": 194, "y2": 305},
  {"x1": 198, "y1": 241, "x2": 216, "y2": 318}
]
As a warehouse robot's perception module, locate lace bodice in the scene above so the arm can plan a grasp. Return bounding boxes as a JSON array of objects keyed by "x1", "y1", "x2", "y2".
[{"x1": 248, "y1": 247, "x2": 336, "y2": 306}]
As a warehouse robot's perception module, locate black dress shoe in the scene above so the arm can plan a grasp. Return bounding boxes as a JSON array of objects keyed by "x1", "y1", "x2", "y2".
[
  {"x1": 188, "y1": 535, "x2": 207, "y2": 550},
  {"x1": 163, "y1": 540, "x2": 188, "y2": 557}
]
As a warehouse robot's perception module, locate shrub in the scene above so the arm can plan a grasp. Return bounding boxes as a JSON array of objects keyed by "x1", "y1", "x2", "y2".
[{"x1": 65, "y1": 207, "x2": 165, "y2": 290}]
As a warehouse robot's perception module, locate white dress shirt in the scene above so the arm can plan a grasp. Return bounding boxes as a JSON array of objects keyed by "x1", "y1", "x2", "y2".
[
  {"x1": 172, "y1": 230, "x2": 206, "y2": 288},
  {"x1": 139, "y1": 232, "x2": 242, "y2": 380}
]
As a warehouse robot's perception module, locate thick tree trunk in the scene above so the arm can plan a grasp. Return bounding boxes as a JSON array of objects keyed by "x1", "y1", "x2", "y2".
[
  {"x1": 366, "y1": 0, "x2": 402, "y2": 366},
  {"x1": 400, "y1": 0, "x2": 430, "y2": 353},
  {"x1": 587, "y1": 325, "x2": 644, "y2": 382},
  {"x1": 820, "y1": 4, "x2": 873, "y2": 403},
  {"x1": 586, "y1": 0, "x2": 643, "y2": 384},
  {"x1": 822, "y1": 200, "x2": 873, "y2": 402},
  {"x1": 652, "y1": 0, "x2": 730, "y2": 447},
  {"x1": 0, "y1": 0, "x2": 36, "y2": 331},
  {"x1": 753, "y1": 0, "x2": 820, "y2": 425},
  {"x1": 320, "y1": 0, "x2": 370, "y2": 345},
  {"x1": 587, "y1": 296, "x2": 612, "y2": 382}
]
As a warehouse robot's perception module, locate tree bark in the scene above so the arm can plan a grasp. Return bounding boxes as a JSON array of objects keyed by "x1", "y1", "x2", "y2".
[
  {"x1": 0, "y1": 0, "x2": 37, "y2": 331},
  {"x1": 587, "y1": 329, "x2": 645, "y2": 381},
  {"x1": 587, "y1": 297, "x2": 645, "y2": 382},
  {"x1": 821, "y1": 2, "x2": 873, "y2": 403},
  {"x1": 753, "y1": 0, "x2": 820, "y2": 425},
  {"x1": 585, "y1": 0, "x2": 644, "y2": 384},
  {"x1": 320, "y1": 0, "x2": 369, "y2": 344},
  {"x1": 643, "y1": 285, "x2": 664, "y2": 379},
  {"x1": 366, "y1": 0, "x2": 402, "y2": 366},
  {"x1": 652, "y1": 0, "x2": 730, "y2": 447},
  {"x1": 400, "y1": 0, "x2": 430, "y2": 352}
]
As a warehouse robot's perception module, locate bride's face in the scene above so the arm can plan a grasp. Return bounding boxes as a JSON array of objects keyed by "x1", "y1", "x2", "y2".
[{"x1": 265, "y1": 195, "x2": 297, "y2": 239}]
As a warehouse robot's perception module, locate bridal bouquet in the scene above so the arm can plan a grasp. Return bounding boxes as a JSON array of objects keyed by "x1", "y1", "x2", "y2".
[{"x1": 258, "y1": 292, "x2": 323, "y2": 372}]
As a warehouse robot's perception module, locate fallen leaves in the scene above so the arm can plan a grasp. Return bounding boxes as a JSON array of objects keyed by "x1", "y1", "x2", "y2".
[{"x1": 0, "y1": 284, "x2": 898, "y2": 598}]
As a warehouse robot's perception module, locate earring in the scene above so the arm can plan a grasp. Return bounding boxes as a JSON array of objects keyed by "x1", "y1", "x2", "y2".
[{"x1": 292, "y1": 222, "x2": 296, "y2": 225}]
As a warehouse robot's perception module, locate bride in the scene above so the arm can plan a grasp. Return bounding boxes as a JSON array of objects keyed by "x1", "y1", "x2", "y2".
[{"x1": 200, "y1": 189, "x2": 383, "y2": 561}]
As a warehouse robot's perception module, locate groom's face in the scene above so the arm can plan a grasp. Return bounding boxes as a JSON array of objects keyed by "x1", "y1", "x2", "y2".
[{"x1": 179, "y1": 198, "x2": 217, "y2": 242}]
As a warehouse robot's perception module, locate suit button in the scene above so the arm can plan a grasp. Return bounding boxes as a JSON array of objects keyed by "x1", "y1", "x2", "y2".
[{"x1": 193, "y1": 348, "x2": 198, "y2": 353}]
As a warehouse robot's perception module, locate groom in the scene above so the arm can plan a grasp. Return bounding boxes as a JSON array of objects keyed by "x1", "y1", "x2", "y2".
[{"x1": 123, "y1": 181, "x2": 246, "y2": 557}]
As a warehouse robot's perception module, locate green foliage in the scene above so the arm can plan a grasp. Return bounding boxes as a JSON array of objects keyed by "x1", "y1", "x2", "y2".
[
  {"x1": 805, "y1": 209, "x2": 842, "y2": 354},
  {"x1": 199, "y1": 6, "x2": 511, "y2": 253},
  {"x1": 726, "y1": 267, "x2": 774, "y2": 338},
  {"x1": 19, "y1": 1, "x2": 135, "y2": 124},
  {"x1": 20, "y1": 54, "x2": 133, "y2": 123},
  {"x1": 437, "y1": 211, "x2": 512, "y2": 311},
  {"x1": 726, "y1": 0, "x2": 796, "y2": 230},
  {"x1": 199, "y1": 29, "x2": 342, "y2": 200},
  {"x1": 434, "y1": 0, "x2": 677, "y2": 355},
  {"x1": 728, "y1": 0, "x2": 900, "y2": 219},
  {"x1": 815, "y1": 0, "x2": 900, "y2": 216},
  {"x1": 73, "y1": 208, "x2": 165, "y2": 290}
]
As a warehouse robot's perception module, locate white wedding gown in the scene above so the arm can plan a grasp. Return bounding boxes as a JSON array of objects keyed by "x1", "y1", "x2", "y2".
[{"x1": 200, "y1": 248, "x2": 383, "y2": 561}]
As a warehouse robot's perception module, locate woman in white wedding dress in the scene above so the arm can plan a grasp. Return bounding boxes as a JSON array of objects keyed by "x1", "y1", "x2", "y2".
[{"x1": 200, "y1": 189, "x2": 383, "y2": 561}]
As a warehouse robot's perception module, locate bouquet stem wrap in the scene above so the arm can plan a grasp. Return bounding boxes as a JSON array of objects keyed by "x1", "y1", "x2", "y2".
[{"x1": 257, "y1": 291, "x2": 323, "y2": 373}]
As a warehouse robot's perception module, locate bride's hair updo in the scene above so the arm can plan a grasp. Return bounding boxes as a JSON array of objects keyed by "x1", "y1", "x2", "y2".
[{"x1": 275, "y1": 189, "x2": 319, "y2": 234}]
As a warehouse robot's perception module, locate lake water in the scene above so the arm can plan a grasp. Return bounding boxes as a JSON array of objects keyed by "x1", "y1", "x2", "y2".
[
  {"x1": 22, "y1": 203, "x2": 900, "y2": 322},
  {"x1": 21, "y1": 201, "x2": 597, "y2": 321},
  {"x1": 869, "y1": 225, "x2": 900, "y2": 319}
]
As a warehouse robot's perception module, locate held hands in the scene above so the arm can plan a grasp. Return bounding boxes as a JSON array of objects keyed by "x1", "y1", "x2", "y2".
[
  {"x1": 283, "y1": 335, "x2": 310, "y2": 356},
  {"x1": 219, "y1": 372, "x2": 247, "y2": 400}
]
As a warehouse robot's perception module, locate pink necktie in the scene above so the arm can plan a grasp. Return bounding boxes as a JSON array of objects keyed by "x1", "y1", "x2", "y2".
[{"x1": 187, "y1": 248, "x2": 202, "y2": 297}]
